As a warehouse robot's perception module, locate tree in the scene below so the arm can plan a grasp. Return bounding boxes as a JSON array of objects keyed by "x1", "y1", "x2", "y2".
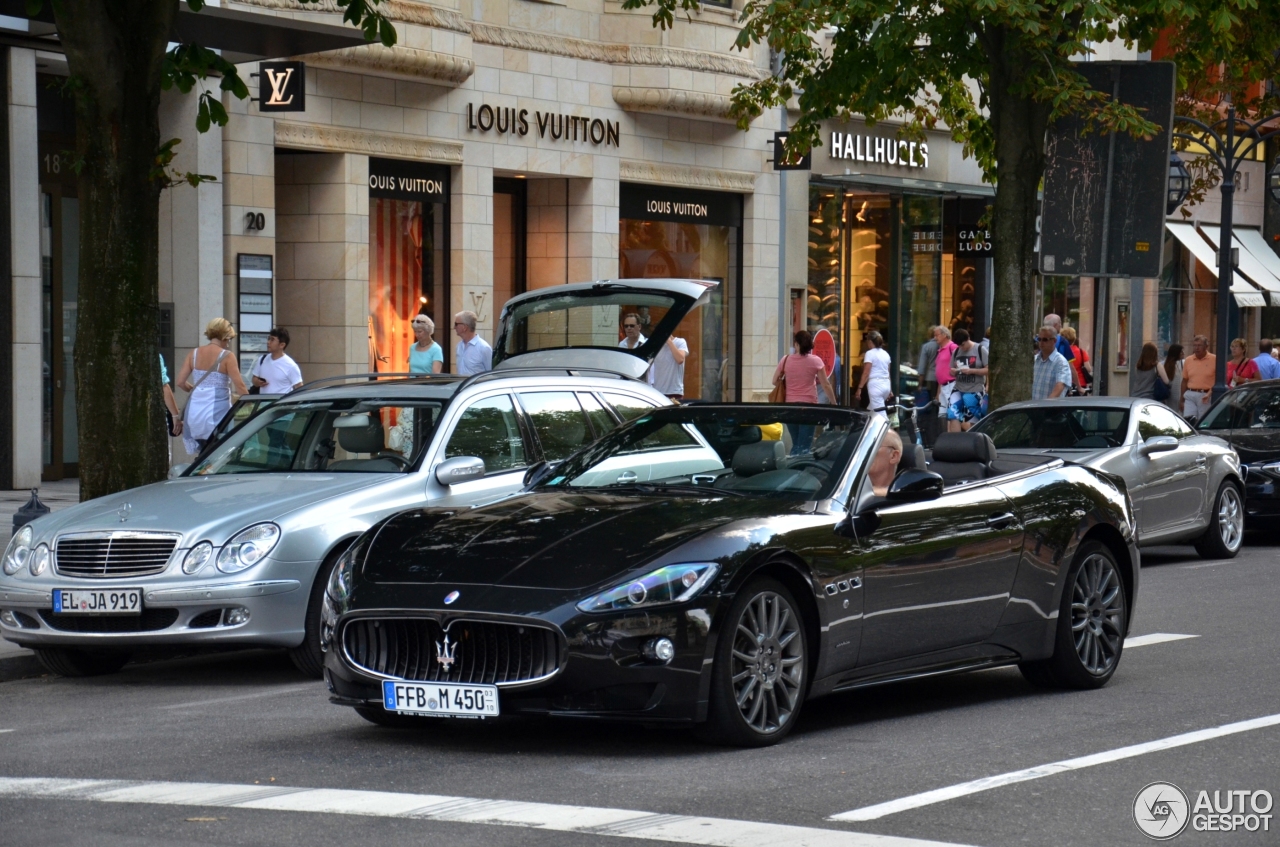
[
  {"x1": 37, "y1": 0, "x2": 394, "y2": 499},
  {"x1": 624, "y1": 0, "x2": 1259, "y2": 406}
]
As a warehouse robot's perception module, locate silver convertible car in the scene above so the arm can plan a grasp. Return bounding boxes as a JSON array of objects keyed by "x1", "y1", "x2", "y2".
[
  {"x1": 0, "y1": 278, "x2": 714, "y2": 677},
  {"x1": 967, "y1": 397, "x2": 1244, "y2": 558}
]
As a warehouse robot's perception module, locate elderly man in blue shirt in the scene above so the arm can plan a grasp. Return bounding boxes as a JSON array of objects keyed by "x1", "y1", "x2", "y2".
[
  {"x1": 1032, "y1": 325, "x2": 1073, "y2": 400},
  {"x1": 1253, "y1": 338, "x2": 1280, "y2": 381},
  {"x1": 453, "y1": 310, "x2": 492, "y2": 376}
]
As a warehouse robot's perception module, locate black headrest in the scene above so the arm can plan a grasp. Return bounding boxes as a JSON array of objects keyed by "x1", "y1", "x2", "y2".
[
  {"x1": 932, "y1": 431, "x2": 996, "y2": 464},
  {"x1": 337, "y1": 420, "x2": 385, "y2": 454},
  {"x1": 899, "y1": 442, "x2": 926, "y2": 471},
  {"x1": 733, "y1": 441, "x2": 784, "y2": 476}
]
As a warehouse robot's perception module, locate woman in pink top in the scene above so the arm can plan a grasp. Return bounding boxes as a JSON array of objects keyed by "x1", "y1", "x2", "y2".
[{"x1": 772, "y1": 330, "x2": 836, "y2": 454}]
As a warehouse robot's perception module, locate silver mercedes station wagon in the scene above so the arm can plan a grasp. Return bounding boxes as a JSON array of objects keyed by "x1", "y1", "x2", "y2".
[{"x1": 0, "y1": 278, "x2": 714, "y2": 677}]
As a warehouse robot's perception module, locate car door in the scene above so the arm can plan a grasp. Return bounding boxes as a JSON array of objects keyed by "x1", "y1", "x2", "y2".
[
  {"x1": 428, "y1": 392, "x2": 531, "y2": 507},
  {"x1": 1133, "y1": 403, "x2": 1205, "y2": 536},
  {"x1": 856, "y1": 483, "x2": 1024, "y2": 666}
]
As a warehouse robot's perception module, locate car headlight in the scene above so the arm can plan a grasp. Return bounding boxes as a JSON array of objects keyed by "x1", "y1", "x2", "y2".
[
  {"x1": 2, "y1": 525, "x2": 33, "y2": 576},
  {"x1": 577, "y1": 563, "x2": 719, "y2": 613},
  {"x1": 326, "y1": 546, "x2": 356, "y2": 604},
  {"x1": 216, "y1": 523, "x2": 281, "y2": 574},
  {"x1": 28, "y1": 544, "x2": 49, "y2": 577},
  {"x1": 182, "y1": 541, "x2": 214, "y2": 575}
]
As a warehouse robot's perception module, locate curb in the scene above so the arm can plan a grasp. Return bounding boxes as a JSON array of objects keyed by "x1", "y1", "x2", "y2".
[{"x1": 0, "y1": 653, "x2": 45, "y2": 683}]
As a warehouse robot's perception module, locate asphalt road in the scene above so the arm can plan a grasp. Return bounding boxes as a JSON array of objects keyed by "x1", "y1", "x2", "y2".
[{"x1": 1, "y1": 531, "x2": 1277, "y2": 847}]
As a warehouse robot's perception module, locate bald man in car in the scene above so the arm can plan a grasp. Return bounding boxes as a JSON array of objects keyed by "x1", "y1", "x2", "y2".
[{"x1": 868, "y1": 429, "x2": 904, "y2": 496}]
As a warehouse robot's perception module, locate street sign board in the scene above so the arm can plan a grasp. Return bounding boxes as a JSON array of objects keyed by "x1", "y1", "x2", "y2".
[
  {"x1": 1039, "y1": 61, "x2": 1175, "y2": 278},
  {"x1": 258, "y1": 61, "x2": 306, "y2": 113}
]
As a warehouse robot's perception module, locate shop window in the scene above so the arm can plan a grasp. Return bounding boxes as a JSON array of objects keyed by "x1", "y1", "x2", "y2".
[
  {"x1": 368, "y1": 159, "x2": 449, "y2": 375},
  {"x1": 899, "y1": 195, "x2": 942, "y2": 398},
  {"x1": 808, "y1": 187, "x2": 844, "y2": 401},
  {"x1": 619, "y1": 185, "x2": 741, "y2": 401}
]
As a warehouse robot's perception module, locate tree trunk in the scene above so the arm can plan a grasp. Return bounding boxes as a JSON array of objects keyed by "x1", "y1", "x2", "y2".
[
  {"x1": 52, "y1": 0, "x2": 175, "y2": 499},
  {"x1": 985, "y1": 29, "x2": 1052, "y2": 409}
]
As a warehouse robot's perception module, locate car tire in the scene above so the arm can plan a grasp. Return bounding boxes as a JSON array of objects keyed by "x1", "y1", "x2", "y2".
[
  {"x1": 288, "y1": 544, "x2": 350, "y2": 678},
  {"x1": 354, "y1": 706, "x2": 430, "y2": 729},
  {"x1": 1194, "y1": 482, "x2": 1244, "y2": 560},
  {"x1": 33, "y1": 647, "x2": 131, "y2": 677},
  {"x1": 698, "y1": 577, "x2": 807, "y2": 748},
  {"x1": 1019, "y1": 540, "x2": 1127, "y2": 690}
]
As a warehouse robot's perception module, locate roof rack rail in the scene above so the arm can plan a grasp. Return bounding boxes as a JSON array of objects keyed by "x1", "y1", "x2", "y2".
[
  {"x1": 294, "y1": 372, "x2": 457, "y2": 392},
  {"x1": 455, "y1": 366, "x2": 629, "y2": 393}
]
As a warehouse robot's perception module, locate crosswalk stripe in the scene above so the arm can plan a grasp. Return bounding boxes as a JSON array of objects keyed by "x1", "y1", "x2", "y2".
[{"x1": 0, "y1": 776, "x2": 977, "y2": 847}]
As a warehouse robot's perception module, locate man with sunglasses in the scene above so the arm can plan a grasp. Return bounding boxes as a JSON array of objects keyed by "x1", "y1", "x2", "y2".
[
  {"x1": 619, "y1": 313, "x2": 657, "y2": 386},
  {"x1": 453, "y1": 310, "x2": 492, "y2": 376},
  {"x1": 1032, "y1": 325, "x2": 1072, "y2": 400}
]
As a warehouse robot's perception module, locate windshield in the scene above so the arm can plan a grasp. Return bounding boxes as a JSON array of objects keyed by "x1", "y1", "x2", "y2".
[
  {"x1": 972, "y1": 406, "x2": 1130, "y2": 450},
  {"x1": 494, "y1": 286, "x2": 695, "y2": 364},
  {"x1": 539, "y1": 406, "x2": 868, "y2": 500},
  {"x1": 189, "y1": 399, "x2": 443, "y2": 475}
]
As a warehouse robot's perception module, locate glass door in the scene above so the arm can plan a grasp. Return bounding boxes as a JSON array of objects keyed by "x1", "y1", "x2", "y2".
[{"x1": 40, "y1": 185, "x2": 80, "y2": 481}]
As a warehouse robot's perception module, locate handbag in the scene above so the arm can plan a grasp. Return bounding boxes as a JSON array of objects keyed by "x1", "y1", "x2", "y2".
[
  {"x1": 247, "y1": 354, "x2": 267, "y2": 395},
  {"x1": 1153, "y1": 374, "x2": 1170, "y2": 401},
  {"x1": 768, "y1": 356, "x2": 788, "y2": 403}
]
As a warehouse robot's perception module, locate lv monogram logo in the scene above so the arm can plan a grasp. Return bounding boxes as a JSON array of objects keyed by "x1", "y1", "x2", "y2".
[
  {"x1": 264, "y1": 68, "x2": 295, "y2": 107},
  {"x1": 470, "y1": 291, "x2": 488, "y2": 323}
]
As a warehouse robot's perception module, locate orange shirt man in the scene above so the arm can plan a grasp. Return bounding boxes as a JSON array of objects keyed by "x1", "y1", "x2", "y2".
[{"x1": 1181, "y1": 335, "x2": 1216, "y2": 421}]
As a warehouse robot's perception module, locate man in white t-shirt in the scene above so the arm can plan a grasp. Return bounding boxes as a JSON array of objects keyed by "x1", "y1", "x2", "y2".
[
  {"x1": 618, "y1": 313, "x2": 656, "y2": 386},
  {"x1": 651, "y1": 336, "x2": 689, "y2": 400},
  {"x1": 250, "y1": 326, "x2": 304, "y2": 394}
]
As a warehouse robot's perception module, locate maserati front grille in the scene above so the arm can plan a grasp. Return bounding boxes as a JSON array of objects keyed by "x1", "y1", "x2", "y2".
[{"x1": 342, "y1": 617, "x2": 561, "y2": 686}]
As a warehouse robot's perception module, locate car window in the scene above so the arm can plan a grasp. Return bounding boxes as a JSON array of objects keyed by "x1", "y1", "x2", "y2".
[
  {"x1": 577, "y1": 392, "x2": 617, "y2": 438},
  {"x1": 1242, "y1": 389, "x2": 1280, "y2": 428},
  {"x1": 1138, "y1": 404, "x2": 1195, "y2": 440},
  {"x1": 443, "y1": 394, "x2": 527, "y2": 474},
  {"x1": 518, "y1": 391, "x2": 594, "y2": 462},
  {"x1": 971, "y1": 407, "x2": 1129, "y2": 449},
  {"x1": 602, "y1": 392, "x2": 693, "y2": 451},
  {"x1": 1198, "y1": 393, "x2": 1249, "y2": 431}
]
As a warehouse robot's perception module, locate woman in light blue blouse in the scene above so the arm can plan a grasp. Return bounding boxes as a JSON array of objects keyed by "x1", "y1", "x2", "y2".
[{"x1": 408, "y1": 314, "x2": 444, "y2": 374}]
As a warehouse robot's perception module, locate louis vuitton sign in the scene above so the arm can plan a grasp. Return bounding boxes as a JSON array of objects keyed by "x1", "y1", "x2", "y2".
[
  {"x1": 258, "y1": 61, "x2": 305, "y2": 113},
  {"x1": 466, "y1": 103, "x2": 621, "y2": 147}
]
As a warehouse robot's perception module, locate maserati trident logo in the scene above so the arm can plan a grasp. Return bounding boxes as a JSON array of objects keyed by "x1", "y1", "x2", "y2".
[
  {"x1": 435, "y1": 634, "x2": 457, "y2": 671},
  {"x1": 117, "y1": 503, "x2": 131, "y2": 523}
]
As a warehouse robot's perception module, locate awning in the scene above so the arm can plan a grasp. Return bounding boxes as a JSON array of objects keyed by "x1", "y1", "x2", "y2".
[
  {"x1": 1199, "y1": 225, "x2": 1280, "y2": 305},
  {"x1": 1237, "y1": 228, "x2": 1280, "y2": 307},
  {"x1": 0, "y1": 0, "x2": 367, "y2": 61},
  {"x1": 1166, "y1": 221, "x2": 1265, "y2": 306}
]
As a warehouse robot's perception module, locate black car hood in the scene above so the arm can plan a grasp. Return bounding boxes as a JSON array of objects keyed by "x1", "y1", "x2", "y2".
[{"x1": 362, "y1": 491, "x2": 796, "y2": 591}]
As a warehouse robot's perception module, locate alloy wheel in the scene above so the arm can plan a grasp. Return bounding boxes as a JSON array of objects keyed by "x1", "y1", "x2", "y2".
[
  {"x1": 729, "y1": 590, "x2": 804, "y2": 735},
  {"x1": 1218, "y1": 486, "x2": 1244, "y2": 552},
  {"x1": 1069, "y1": 553, "x2": 1124, "y2": 675}
]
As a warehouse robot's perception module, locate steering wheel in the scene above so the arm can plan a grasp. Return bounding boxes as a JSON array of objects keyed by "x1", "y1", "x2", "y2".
[
  {"x1": 377, "y1": 451, "x2": 411, "y2": 469},
  {"x1": 784, "y1": 459, "x2": 831, "y2": 484},
  {"x1": 1073, "y1": 434, "x2": 1119, "y2": 449}
]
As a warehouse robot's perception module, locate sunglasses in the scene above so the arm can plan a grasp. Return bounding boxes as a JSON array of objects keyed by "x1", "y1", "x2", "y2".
[{"x1": 623, "y1": 324, "x2": 639, "y2": 329}]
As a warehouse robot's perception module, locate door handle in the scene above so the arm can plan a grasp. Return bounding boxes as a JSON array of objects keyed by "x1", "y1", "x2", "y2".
[
  {"x1": 616, "y1": 470, "x2": 638, "y2": 484},
  {"x1": 986, "y1": 512, "x2": 1017, "y2": 529}
]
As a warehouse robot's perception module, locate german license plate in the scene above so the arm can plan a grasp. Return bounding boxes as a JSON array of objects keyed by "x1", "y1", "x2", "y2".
[
  {"x1": 382, "y1": 680, "x2": 499, "y2": 717},
  {"x1": 52, "y1": 588, "x2": 142, "y2": 615}
]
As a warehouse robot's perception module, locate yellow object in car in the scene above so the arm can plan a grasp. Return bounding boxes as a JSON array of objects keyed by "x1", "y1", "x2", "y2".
[{"x1": 758, "y1": 423, "x2": 784, "y2": 441}]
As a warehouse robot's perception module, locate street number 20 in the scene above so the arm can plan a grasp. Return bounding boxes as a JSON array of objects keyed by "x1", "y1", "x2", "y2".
[{"x1": 245, "y1": 212, "x2": 267, "y2": 231}]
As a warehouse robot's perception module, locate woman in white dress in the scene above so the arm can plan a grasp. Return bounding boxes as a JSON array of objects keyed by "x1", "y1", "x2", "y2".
[
  {"x1": 854, "y1": 330, "x2": 893, "y2": 418},
  {"x1": 177, "y1": 318, "x2": 249, "y2": 455}
]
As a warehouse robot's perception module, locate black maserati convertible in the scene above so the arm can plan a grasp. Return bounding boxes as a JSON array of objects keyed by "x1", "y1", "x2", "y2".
[{"x1": 322, "y1": 405, "x2": 1140, "y2": 746}]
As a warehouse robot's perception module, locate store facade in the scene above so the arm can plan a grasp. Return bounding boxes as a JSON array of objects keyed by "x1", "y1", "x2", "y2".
[
  {"x1": 1, "y1": 0, "x2": 782, "y2": 484},
  {"x1": 800, "y1": 120, "x2": 992, "y2": 403}
]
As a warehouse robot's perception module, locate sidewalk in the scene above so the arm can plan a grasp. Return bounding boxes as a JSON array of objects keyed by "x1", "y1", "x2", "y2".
[{"x1": 1, "y1": 480, "x2": 81, "y2": 678}]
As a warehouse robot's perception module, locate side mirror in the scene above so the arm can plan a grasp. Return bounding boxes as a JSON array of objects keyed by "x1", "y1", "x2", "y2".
[
  {"x1": 522, "y1": 460, "x2": 556, "y2": 489},
  {"x1": 1138, "y1": 435, "x2": 1179, "y2": 457},
  {"x1": 885, "y1": 469, "x2": 944, "y2": 503},
  {"x1": 168, "y1": 463, "x2": 190, "y2": 479},
  {"x1": 435, "y1": 456, "x2": 485, "y2": 486}
]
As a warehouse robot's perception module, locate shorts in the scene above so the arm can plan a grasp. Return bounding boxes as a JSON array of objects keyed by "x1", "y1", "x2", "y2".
[{"x1": 948, "y1": 391, "x2": 986, "y2": 423}]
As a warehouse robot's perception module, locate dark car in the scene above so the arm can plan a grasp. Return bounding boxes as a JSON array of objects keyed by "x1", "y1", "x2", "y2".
[
  {"x1": 323, "y1": 406, "x2": 1139, "y2": 747},
  {"x1": 1197, "y1": 379, "x2": 1280, "y2": 522}
]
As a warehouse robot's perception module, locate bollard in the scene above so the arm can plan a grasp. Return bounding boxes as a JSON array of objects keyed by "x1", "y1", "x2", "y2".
[{"x1": 12, "y1": 488, "x2": 50, "y2": 533}]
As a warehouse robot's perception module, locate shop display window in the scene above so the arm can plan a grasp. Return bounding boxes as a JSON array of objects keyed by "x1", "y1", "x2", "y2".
[
  {"x1": 369, "y1": 196, "x2": 447, "y2": 374},
  {"x1": 619, "y1": 219, "x2": 739, "y2": 401}
]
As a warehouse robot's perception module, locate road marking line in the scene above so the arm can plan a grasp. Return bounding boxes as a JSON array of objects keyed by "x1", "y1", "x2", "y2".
[
  {"x1": 0, "y1": 776, "x2": 977, "y2": 847},
  {"x1": 1123, "y1": 633, "x2": 1199, "y2": 648},
  {"x1": 0, "y1": 729, "x2": 12, "y2": 734},
  {"x1": 829, "y1": 712, "x2": 1280, "y2": 823},
  {"x1": 1182, "y1": 561, "x2": 1229, "y2": 569},
  {"x1": 157, "y1": 683, "x2": 316, "y2": 711}
]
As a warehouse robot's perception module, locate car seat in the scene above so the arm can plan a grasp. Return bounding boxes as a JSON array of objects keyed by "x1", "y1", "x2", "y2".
[
  {"x1": 328, "y1": 420, "x2": 401, "y2": 471},
  {"x1": 731, "y1": 440, "x2": 785, "y2": 476},
  {"x1": 928, "y1": 431, "x2": 997, "y2": 484}
]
